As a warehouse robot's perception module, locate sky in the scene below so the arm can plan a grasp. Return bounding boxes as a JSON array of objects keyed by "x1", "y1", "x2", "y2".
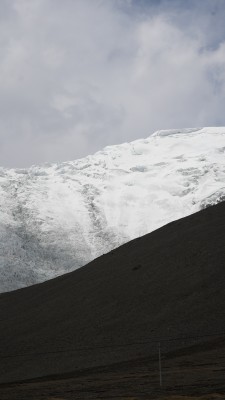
[{"x1": 1, "y1": 0, "x2": 225, "y2": 168}]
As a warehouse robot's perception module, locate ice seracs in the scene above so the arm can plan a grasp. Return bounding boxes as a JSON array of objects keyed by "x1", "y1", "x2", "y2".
[{"x1": 1, "y1": 127, "x2": 225, "y2": 292}]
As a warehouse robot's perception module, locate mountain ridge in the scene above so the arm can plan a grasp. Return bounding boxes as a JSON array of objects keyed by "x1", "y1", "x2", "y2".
[{"x1": 1, "y1": 127, "x2": 225, "y2": 292}]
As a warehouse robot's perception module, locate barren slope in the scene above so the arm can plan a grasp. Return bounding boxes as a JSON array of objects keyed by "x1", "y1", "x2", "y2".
[{"x1": 0, "y1": 201, "x2": 225, "y2": 384}]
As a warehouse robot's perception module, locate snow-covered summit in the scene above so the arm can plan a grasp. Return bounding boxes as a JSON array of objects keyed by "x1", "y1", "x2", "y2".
[{"x1": 1, "y1": 127, "x2": 225, "y2": 292}]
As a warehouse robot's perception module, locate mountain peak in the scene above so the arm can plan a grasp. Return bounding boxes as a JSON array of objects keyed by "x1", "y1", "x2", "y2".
[{"x1": 1, "y1": 127, "x2": 225, "y2": 292}]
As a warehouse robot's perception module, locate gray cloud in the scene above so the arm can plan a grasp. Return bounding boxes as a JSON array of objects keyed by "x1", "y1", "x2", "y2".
[{"x1": 1, "y1": 0, "x2": 225, "y2": 167}]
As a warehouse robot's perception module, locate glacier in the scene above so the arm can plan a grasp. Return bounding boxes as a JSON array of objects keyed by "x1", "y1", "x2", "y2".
[{"x1": 1, "y1": 127, "x2": 225, "y2": 292}]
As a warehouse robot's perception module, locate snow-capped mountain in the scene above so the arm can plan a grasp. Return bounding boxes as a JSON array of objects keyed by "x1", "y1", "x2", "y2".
[{"x1": 1, "y1": 127, "x2": 225, "y2": 292}]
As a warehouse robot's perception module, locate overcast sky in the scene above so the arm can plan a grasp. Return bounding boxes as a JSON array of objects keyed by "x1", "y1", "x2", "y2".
[{"x1": 1, "y1": 0, "x2": 225, "y2": 168}]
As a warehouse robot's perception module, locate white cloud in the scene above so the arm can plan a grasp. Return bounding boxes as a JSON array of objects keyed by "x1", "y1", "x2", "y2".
[{"x1": 0, "y1": 0, "x2": 225, "y2": 167}]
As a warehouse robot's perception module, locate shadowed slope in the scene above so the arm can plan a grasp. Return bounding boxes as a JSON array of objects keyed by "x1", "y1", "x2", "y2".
[{"x1": 0, "y1": 201, "x2": 225, "y2": 383}]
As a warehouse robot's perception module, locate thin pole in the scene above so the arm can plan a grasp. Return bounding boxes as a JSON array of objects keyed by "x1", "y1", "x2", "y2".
[{"x1": 158, "y1": 341, "x2": 162, "y2": 388}]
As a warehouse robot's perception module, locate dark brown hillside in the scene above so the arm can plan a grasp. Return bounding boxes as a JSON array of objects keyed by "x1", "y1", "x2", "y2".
[{"x1": 0, "y1": 201, "x2": 225, "y2": 386}]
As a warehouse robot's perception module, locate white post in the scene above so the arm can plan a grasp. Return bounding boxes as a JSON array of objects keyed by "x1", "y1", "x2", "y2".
[{"x1": 158, "y1": 342, "x2": 162, "y2": 388}]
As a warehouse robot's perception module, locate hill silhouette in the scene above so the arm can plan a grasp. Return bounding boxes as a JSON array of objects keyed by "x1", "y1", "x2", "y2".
[{"x1": 0, "y1": 201, "x2": 225, "y2": 386}]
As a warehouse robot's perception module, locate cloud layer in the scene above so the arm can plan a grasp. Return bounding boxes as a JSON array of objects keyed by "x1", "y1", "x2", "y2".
[{"x1": 1, "y1": 0, "x2": 225, "y2": 167}]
